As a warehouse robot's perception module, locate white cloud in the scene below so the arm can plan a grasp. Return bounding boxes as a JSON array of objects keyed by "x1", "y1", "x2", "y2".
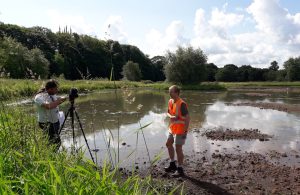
[
  {"x1": 247, "y1": 0, "x2": 300, "y2": 43},
  {"x1": 194, "y1": 8, "x2": 206, "y2": 37},
  {"x1": 145, "y1": 20, "x2": 189, "y2": 56},
  {"x1": 103, "y1": 15, "x2": 128, "y2": 43},
  {"x1": 47, "y1": 10, "x2": 97, "y2": 36},
  {"x1": 191, "y1": 7, "x2": 245, "y2": 60},
  {"x1": 209, "y1": 8, "x2": 244, "y2": 38},
  {"x1": 190, "y1": 1, "x2": 300, "y2": 67}
]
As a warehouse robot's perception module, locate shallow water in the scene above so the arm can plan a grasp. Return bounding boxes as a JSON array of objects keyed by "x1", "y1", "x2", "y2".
[{"x1": 57, "y1": 89, "x2": 300, "y2": 167}]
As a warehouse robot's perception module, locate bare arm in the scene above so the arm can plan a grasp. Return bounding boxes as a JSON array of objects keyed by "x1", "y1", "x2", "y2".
[
  {"x1": 167, "y1": 113, "x2": 176, "y2": 118},
  {"x1": 42, "y1": 97, "x2": 66, "y2": 109},
  {"x1": 184, "y1": 114, "x2": 190, "y2": 133}
]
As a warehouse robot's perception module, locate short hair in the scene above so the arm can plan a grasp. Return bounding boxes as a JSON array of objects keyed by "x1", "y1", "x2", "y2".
[
  {"x1": 45, "y1": 79, "x2": 59, "y2": 90},
  {"x1": 169, "y1": 85, "x2": 180, "y2": 95}
]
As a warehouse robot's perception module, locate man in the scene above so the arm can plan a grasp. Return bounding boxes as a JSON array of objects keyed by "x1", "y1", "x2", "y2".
[
  {"x1": 165, "y1": 85, "x2": 190, "y2": 177},
  {"x1": 34, "y1": 79, "x2": 66, "y2": 144}
]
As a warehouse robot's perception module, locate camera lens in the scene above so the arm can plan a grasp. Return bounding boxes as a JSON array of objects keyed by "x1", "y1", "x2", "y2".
[{"x1": 69, "y1": 88, "x2": 78, "y2": 101}]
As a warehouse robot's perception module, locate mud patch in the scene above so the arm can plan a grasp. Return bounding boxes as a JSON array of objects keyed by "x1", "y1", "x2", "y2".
[
  {"x1": 230, "y1": 102, "x2": 300, "y2": 112},
  {"x1": 150, "y1": 152, "x2": 300, "y2": 194},
  {"x1": 243, "y1": 93, "x2": 272, "y2": 97},
  {"x1": 200, "y1": 128, "x2": 272, "y2": 141}
]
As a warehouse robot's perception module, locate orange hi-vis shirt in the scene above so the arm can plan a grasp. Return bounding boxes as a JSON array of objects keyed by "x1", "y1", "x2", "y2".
[{"x1": 168, "y1": 98, "x2": 188, "y2": 135}]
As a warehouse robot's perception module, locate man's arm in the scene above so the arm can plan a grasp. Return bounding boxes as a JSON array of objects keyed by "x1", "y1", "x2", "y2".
[
  {"x1": 181, "y1": 103, "x2": 190, "y2": 133},
  {"x1": 183, "y1": 114, "x2": 190, "y2": 133},
  {"x1": 41, "y1": 97, "x2": 66, "y2": 109},
  {"x1": 35, "y1": 96, "x2": 66, "y2": 110},
  {"x1": 167, "y1": 113, "x2": 176, "y2": 118}
]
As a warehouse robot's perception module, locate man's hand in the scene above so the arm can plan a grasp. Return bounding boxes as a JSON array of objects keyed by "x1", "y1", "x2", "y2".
[
  {"x1": 58, "y1": 96, "x2": 67, "y2": 104},
  {"x1": 167, "y1": 113, "x2": 177, "y2": 119}
]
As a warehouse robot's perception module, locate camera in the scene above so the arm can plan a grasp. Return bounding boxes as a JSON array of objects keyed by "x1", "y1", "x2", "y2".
[{"x1": 69, "y1": 88, "x2": 78, "y2": 101}]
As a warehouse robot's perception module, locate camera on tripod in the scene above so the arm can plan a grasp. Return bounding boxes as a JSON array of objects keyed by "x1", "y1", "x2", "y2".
[
  {"x1": 69, "y1": 88, "x2": 78, "y2": 101},
  {"x1": 59, "y1": 87, "x2": 96, "y2": 164}
]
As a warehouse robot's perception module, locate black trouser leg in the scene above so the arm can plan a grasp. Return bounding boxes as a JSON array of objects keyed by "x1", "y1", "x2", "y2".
[{"x1": 39, "y1": 122, "x2": 61, "y2": 145}]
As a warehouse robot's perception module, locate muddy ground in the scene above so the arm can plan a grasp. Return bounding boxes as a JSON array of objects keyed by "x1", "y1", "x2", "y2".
[
  {"x1": 147, "y1": 129, "x2": 300, "y2": 195},
  {"x1": 243, "y1": 93, "x2": 272, "y2": 97},
  {"x1": 200, "y1": 128, "x2": 273, "y2": 141},
  {"x1": 150, "y1": 152, "x2": 300, "y2": 195},
  {"x1": 229, "y1": 102, "x2": 300, "y2": 113},
  {"x1": 229, "y1": 87, "x2": 300, "y2": 93}
]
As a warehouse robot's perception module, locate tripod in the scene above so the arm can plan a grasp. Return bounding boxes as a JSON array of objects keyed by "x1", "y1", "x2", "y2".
[{"x1": 58, "y1": 99, "x2": 95, "y2": 164}]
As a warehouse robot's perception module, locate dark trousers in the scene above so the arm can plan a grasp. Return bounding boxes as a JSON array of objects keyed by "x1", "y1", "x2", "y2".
[{"x1": 39, "y1": 121, "x2": 61, "y2": 145}]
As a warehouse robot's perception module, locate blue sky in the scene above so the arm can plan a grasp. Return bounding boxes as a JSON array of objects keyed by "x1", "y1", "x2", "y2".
[{"x1": 0, "y1": 0, "x2": 300, "y2": 67}]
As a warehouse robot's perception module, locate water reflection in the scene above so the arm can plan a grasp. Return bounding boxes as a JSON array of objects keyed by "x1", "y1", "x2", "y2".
[{"x1": 59, "y1": 89, "x2": 300, "y2": 167}]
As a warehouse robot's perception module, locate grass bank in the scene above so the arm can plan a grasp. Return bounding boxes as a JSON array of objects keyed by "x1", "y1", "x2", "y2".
[
  {"x1": 0, "y1": 79, "x2": 226, "y2": 101},
  {"x1": 0, "y1": 103, "x2": 178, "y2": 194}
]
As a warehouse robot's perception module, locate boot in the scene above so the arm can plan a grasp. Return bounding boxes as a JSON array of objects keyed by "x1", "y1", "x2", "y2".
[
  {"x1": 164, "y1": 161, "x2": 177, "y2": 172},
  {"x1": 172, "y1": 167, "x2": 185, "y2": 177}
]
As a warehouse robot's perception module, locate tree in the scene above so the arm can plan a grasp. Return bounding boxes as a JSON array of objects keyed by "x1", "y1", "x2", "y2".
[
  {"x1": 215, "y1": 64, "x2": 238, "y2": 82},
  {"x1": 236, "y1": 65, "x2": 252, "y2": 82},
  {"x1": 53, "y1": 51, "x2": 65, "y2": 76},
  {"x1": 107, "y1": 40, "x2": 126, "y2": 80},
  {"x1": 276, "y1": 70, "x2": 287, "y2": 81},
  {"x1": 27, "y1": 48, "x2": 49, "y2": 79},
  {"x1": 79, "y1": 35, "x2": 109, "y2": 78},
  {"x1": 205, "y1": 63, "x2": 218, "y2": 81},
  {"x1": 0, "y1": 37, "x2": 49, "y2": 79},
  {"x1": 122, "y1": 45, "x2": 154, "y2": 80},
  {"x1": 150, "y1": 56, "x2": 166, "y2": 81},
  {"x1": 269, "y1": 61, "x2": 279, "y2": 71},
  {"x1": 265, "y1": 70, "x2": 277, "y2": 81},
  {"x1": 164, "y1": 46, "x2": 207, "y2": 84},
  {"x1": 122, "y1": 61, "x2": 142, "y2": 81},
  {"x1": 284, "y1": 57, "x2": 300, "y2": 81}
]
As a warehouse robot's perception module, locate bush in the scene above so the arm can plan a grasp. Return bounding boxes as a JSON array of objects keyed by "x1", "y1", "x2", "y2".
[
  {"x1": 122, "y1": 61, "x2": 142, "y2": 81},
  {"x1": 0, "y1": 37, "x2": 49, "y2": 79},
  {"x1": 164, "y1": 46, "x2": 207, "y2": 84}
]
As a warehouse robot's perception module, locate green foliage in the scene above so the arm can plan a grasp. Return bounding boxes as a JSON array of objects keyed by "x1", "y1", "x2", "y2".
[
  {"x1": 284, "y1": 57, "x2": 300, "y2": 81},
  {"x1": 0, "y1": 79, "x2": 227, "y2": 101},
  {"x1": 150, "y1": 56, "x2": 166, "y2": 81},
  {"x1": 107, "y1": 40, "x2": 126, "y2": 80},
  {"x1": 269, "y1": 61, "x2": 279, "y2": 71},
  {"x1": 2, "y1": 22, "x2": 300, "y2": 82},
  {"x1": 276, "y1": 69, "x2": 287, "y2": 81},
  {"x1": 215, "y1": 64, "x2": 238, "y2": 82},
  {"x1": 0, "y1": 104, "x2": 173, "y2": 194},
  {"x1": 0, "y1": 37, "x2": 49, "y2": 79},
  {"x1": 122, "y1": 45, "x2": 154, "y2": 81},
  {"x1": 205, "y1": 63, "x2": 218, "y2": 81},
  {"x1": 164, "y1": 46, "x2": 207, "y2": 84},
  {"x1": 53, "y1": 52, "x2": 65, "y2": 76},
  {"x1": 122, "y1": 61, "x2": 142, "y2": 81}
]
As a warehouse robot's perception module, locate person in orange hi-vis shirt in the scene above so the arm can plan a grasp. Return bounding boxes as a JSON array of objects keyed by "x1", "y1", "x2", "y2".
[{"x1": 165, "y1": 85, "x2": 190, "y2": 177}]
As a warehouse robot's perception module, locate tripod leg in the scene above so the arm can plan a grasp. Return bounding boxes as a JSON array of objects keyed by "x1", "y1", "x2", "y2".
[
  {"x1": 58, "y1": 109, "x2": 70, "y2": 135},
  {"x1": 70, "y1": 109, "x2": 76, "y2": 149},
  {"x1": 74, "y1": 110, "x2": 96, "y2": 164}
]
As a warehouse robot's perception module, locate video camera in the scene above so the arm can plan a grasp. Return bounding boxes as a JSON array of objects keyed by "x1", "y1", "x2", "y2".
[{"x1": 69, "y1": 88, "x2": 78, "y2": 101}]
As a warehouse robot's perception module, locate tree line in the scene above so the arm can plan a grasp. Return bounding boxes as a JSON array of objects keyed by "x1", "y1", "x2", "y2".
[{"x1": 1, "y1": 22, "x2": 300, "y2": 83}]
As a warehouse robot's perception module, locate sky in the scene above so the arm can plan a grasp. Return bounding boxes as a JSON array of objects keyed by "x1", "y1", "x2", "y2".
[{"x1": 0, "y1": 0, "x2": 300, "y2": 68}]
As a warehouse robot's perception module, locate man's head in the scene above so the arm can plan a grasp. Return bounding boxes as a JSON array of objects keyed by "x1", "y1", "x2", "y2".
[
  {"x1": 169, "y1": 85, "x2": 180, "y2": 100},
  {"x1": 45, "y1": 79, "x2": 59, "y2": 95}
]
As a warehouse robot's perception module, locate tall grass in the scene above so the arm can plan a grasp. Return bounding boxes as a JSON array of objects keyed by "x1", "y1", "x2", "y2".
[
  {"x1": 0, "y1": 103, "x2": 176, "y2": 194},
  {"x1": 0, "y1": 79, "x2": 226, "y2": 101}
]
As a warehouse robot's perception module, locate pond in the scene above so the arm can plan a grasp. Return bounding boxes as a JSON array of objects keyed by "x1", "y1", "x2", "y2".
[{"x1": 57, "y1": 89, "x2": 300, "y2": 168}]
